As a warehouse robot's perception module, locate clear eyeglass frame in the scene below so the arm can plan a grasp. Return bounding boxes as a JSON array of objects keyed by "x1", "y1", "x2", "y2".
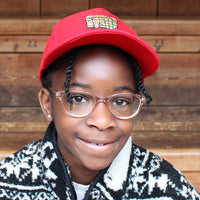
[{"x1": 49, "y1": 89, "x2": 145, "y2": 119}]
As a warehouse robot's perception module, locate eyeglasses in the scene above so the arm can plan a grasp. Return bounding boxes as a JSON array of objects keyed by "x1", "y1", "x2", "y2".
[{"x1": 50, "y1": 90, "x2": 145, "y2": 119}]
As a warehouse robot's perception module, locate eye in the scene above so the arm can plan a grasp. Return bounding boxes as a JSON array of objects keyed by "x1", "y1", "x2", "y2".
[
  {"x1": 113, "y1": 98, "x2": 131, "y2": 107},
  {"x1": 71, "y1": 94, "x2": 87, "y2": 103}
]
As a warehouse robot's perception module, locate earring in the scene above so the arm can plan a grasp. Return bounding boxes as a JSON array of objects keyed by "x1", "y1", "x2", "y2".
[{"x1": 47, "y1": 114, "x2": 51, "y2": 118}]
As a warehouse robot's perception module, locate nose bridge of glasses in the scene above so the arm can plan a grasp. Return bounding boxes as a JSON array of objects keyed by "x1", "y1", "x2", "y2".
[
  {"x1": 91, "y1": 97, "x2": 114, "y2": 124},
  {"x1": 96, "y1": 96, "x2": 108, "y2": 105}
]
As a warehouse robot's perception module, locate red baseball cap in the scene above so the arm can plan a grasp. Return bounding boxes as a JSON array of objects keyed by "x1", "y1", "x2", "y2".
[{"x1": 39, "y1": 8, "x2": 160, "y2": 84}]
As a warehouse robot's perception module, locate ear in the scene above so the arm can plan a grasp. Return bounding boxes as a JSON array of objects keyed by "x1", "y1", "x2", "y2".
[{"x1": 38, "y1": 87, "x2": 53, "y2": 122}]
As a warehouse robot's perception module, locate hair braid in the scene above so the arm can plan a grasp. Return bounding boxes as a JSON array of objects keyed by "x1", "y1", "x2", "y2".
[
  {"x1": 125, "y1": 53, "x2": 152, "y2": 104},
  {"x1": 135, "y1": 64, "x2": 152, "y2": 104},
  {"x1": 64, "y1": 48, "x2": 78, "y2": 108}
]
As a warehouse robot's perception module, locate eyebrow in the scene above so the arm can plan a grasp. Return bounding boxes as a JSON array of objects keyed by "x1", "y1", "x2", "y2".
[
  {"x1": 70, "y1": 82, "x2": 91, "y2": 89},
  {"x1": 70, "y1": 82, "x2": 134, "y2": 92},
  {"x1": 113, "y1": 85, "x2": 134, "y2": 92}
]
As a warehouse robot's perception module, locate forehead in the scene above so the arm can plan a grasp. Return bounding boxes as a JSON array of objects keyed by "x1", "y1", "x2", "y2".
[{"x1": 52, "y1": 45, "x2": 136, "y2": 90}]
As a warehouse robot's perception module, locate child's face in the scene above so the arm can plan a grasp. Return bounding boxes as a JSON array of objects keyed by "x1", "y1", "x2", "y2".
[{"x1": 51, "y1": 46, "x2": 135, "y2": 176}]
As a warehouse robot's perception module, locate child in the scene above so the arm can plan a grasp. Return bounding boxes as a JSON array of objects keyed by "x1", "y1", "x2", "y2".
[{"x1": 0, "y1": 8, "x2": 199, "y2": 200}]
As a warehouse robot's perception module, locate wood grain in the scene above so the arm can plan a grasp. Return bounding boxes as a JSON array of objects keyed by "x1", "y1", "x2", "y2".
[
  {"x1": 90, "y1": 0, "x2": 157, "y2": 16},
  {"x1": 159, "y1": 0, "x2": 200, "y2": 17},
  {"x1": 141, "y1": 36, "x2": 200, "y2": 53},
  {"x1": 0, "y1": 19, "x2": 199, "y2": 35},
  {"x1": 0, "y1": 36, "x2": 47, "y2": 53},
  {"x1": 133, "y1": 131, "x2": 200, "y2": 149},
  {"x1": 146, "y1": 53, "x2": 200, "y2": 106},
  {"x1": 0, "y1": 0, "x2": 40, "y2": 16},
  {"x1": 41, "y1": 0, "x2": 88, "y2": 16}
]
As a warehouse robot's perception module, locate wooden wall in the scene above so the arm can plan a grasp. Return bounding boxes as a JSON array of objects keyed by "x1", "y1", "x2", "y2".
[{"x1": 0, "y1": 0, "x2": 199, "y2": 192}]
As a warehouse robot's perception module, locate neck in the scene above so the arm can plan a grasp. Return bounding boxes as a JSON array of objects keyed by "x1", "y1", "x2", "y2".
[{"x1": 70, "y1": 164, "x2": 100, "y2": 185}]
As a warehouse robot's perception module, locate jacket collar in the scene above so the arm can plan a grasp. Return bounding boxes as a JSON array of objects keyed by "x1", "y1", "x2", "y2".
[{"x1": 102, "y1": 136, "x2": 132, "y2": 191}]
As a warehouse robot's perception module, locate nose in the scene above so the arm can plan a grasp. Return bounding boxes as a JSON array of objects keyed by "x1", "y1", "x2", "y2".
[{"x1": 86, "y1": 101, "x2": 115, "y2": 131}]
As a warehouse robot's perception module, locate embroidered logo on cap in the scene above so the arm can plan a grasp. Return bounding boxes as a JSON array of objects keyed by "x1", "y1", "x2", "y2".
[{"x1": 86, "y1": 15, "x2": 118, "y2": 29}]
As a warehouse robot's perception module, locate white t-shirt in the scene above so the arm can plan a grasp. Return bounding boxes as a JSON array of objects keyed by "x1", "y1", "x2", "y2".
[{"x1": 72, "y1": 181, "x2": 90, "y2": 200}]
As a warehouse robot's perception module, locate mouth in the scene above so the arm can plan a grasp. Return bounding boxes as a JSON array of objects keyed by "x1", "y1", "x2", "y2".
[
  {"x1": 78, "y1": 138, "x2": 117, "y2": 151},
  {"x1": 91, "y1": 143, "x2": 105, "y2": 146},
  {"x1": 83, "y1": 139, "x2": 115, "y2": 146}
]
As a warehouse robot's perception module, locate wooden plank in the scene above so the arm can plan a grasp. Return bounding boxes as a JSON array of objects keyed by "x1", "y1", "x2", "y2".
[
  {"x1": 0, "y1": 0, "x2": 40, "y2": 16},
  {"x1": 90, "y1": 0, "x2": 157, "y2": 16},
  {"x1": 146, "y1": 53, "x2": 200, "y2": 106},
  {"x1": 141, "y1": 36, "x2": 200, "y2": 53},
  {"x1": 0, "y1": 19, "x2": 199, "y2": 35},
  {"x1": 134, "y1": 122, "x2": 200, "y2": 132},
  {"x1": 41, "y1": 0, "x2": 88, "y2": 16},
  {"x1": 159, "y1": 0, "x2": 200, "y2": 17},
  {"x1": 0, "y1": 122, "x2": 48, "y2": 132},
  {"x1": 133, "y1": 131, "x2": 200, "y2": 149},
  {"x1": 146, "y1": 80, "x2": 200, "y2": 106},
  {"x1": 0, "y1": 36, "x2": 47, "y2": 53},
  {"x1": 0, "y1": 53, "x2": 41, "y2": 106},
  {"x1": 0, "y1": 19, "x2": 59, "y2": 35},
  {"x1": 0, "y1": 108, "x2": 45, "y2": 122},
  {"x1": 1, "y1": 35, "x2": 200, "y2": 53},
  {"x1": 125, "y1": 19, "x2": 200, "y2": 35},
  {"x1": 0, "y1": 77, "x2": 40, "y2": 106},
  {"x1": 0, "y1": 53, "x2": 41, "y2": 76}
]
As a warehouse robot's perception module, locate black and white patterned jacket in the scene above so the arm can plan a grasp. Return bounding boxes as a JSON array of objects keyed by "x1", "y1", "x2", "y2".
[{"x1": 0, "y1": 122, "x2": 199, "y2": 200}]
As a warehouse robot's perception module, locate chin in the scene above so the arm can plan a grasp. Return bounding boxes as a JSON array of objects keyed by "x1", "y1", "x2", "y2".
[{"x1": 82, "y1": 159, "x2": 112, "y2": 171}]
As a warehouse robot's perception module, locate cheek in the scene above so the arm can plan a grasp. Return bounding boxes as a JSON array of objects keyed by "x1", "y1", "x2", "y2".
[
  {"x1": 118, "y1": 119, "x2": 134, "y2": 138},
  {"x1": 51, "y1": 99, "x2": 78, "y2": 137},
  {"x1": 53, "y1": 108, "x2": 84, "y2": 156},
  {"x1": 52, "y1": 104, "x2": 80, "y2": 136}
]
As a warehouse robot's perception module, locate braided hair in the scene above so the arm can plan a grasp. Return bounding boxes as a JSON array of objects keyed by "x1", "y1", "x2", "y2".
[
  {"x1": 64, "y1": 49, "x2": 78, "y2": 109},
  {"x1": 125, "y1": 53, "x2": 152, "y2": 104}
]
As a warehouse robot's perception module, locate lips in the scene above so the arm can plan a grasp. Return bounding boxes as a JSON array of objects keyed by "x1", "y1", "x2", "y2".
[
  {"x1": 78, "y1": 138, "x2": 117, "y2": 150},
  {"x1": 82, "y1": 139, "x2": 114, "y2": 146}
]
